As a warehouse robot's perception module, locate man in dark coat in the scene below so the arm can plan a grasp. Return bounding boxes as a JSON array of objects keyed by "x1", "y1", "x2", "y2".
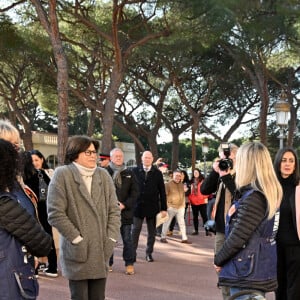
[
  {"x1": 106, "y1": 148, "x2": 139, "y2": 275},
  {"x1": 132, "y1": 151, "x2": 167, "y2": 262}
]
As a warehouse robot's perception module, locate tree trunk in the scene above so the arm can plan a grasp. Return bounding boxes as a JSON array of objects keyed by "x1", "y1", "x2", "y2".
[
  {"x1": 87, "y1": 109, "x2": 96, "y2": 137},
  {"x1": 101, "y1": 64, "x2": 122, "y2": 153},
  {"x1": 191, "y1": 123, "x2": 197, "y2": 172},
  {"x1": 258, "y1": 75, "x2": 269, "y2": 146},
  {"x1": 31, "y1": 0, "x2": 69, "y2": 165},
  {"x1": 134, "y1": 141, "x2": 144, "y2": 165},
  {"x1": 286, "y1": 73, "x2": 298, "y2": 147},
  {"x1": 20, "y1": 124, "x2": 33, "y2": 150},
  {"x1": 148, "y1": 136, "x2": 159, "y2": 161},
  {"x1": 171, "y1": 133, "x2": 180, "y2": 170}
]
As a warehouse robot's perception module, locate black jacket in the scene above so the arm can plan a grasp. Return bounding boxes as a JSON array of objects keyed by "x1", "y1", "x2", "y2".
[
  {"x1": 0, "y1": 193, "x2": 52, "y2": 257},
  {"x1": 106, "y1": 166, "x2": 139, "y2": 225},
  {"x1": 132, "y1": 165, "x2": 167, "y2": 218},
  {"x1": 201, "y1": 169, "x2": 236, "y2": 233}
]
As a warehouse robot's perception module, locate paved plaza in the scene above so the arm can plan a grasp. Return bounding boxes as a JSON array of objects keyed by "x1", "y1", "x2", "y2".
[{"x1": 37, "y1": 224, "x2": 276, "y2": 300}]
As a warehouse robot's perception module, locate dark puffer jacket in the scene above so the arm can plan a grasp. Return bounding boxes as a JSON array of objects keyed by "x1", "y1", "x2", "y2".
[
  {"x1": 0, "y1": 193, "x2": 52, "y2": 299},
  {"x1": 214, "y1": 187, "x2": 279, "y2": 292},
  {"x1": 0, "y1": 193, "x2": 52, "y2": 257}
]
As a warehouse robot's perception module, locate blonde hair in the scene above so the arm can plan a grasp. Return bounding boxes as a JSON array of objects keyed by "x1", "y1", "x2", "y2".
[
  {"x1": 0, "y1": 119, "x2": 20, "y2": 145},
  {"x1": 235, "y1": 141, "x2": 282, "y2": 219}
]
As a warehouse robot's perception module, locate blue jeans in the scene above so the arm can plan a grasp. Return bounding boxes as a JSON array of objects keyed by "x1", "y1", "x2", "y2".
[
  {"x1": 109, "y1": 224, "x2": 134, "y2": 266},
  {"x1": 230, "y1": 287, "x2": 265, "y2": 300},
  {"x1": 120, "y1": 224, "x2": 134, "y2": 266}
]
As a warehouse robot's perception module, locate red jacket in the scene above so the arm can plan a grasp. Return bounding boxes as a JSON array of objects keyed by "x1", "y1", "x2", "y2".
[{"x1": 188, "y1": 180, "x2": 208, "y2": 205}]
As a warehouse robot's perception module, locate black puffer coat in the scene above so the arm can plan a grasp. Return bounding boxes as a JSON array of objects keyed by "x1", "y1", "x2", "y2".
[
  {"x1": 0, "y1": 193, "x2": 52, "y2": 257},
  {"x1": 0, "y1": 193, "x2": 52, "y2": 299}
]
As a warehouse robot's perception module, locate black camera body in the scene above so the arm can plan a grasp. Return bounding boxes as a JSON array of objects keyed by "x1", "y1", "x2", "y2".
[{"x1": 218, "y1": 143, "x2": 233, "y2": 171}]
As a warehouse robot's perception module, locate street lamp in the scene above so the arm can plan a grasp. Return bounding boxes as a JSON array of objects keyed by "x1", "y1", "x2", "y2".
[
  {"x1": 202, "y1": 140, "x2": 209, "y2": 177},
  {"x1": 274, "y1": 91, "x2": 290, "y2": 149}
]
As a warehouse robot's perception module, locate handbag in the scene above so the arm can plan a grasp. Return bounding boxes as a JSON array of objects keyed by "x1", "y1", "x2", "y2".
[
  {"x1": 13, "y1": 263, "x2": 39, "y2": 299},
  {"x1": 37, "y1": 170, "x2": 48, "y2": 202}
]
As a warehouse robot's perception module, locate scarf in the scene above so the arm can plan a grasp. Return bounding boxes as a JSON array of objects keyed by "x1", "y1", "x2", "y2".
[
  {"x1": 73, "y1": 162, "x2": 96, "y2": 195},
  {"x1": 109, "y1": 161, "x2": 126, "y2": 188}
]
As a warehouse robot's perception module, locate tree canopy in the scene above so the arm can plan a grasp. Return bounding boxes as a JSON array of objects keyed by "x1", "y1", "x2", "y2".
[{"x1": 0, "y1": 0, "x2": 299, "y2": 166}]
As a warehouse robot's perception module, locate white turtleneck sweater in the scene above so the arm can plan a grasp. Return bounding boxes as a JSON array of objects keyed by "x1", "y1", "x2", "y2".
[{"x1": 73, "y1": 162, "x2": 96, "y2": 195}]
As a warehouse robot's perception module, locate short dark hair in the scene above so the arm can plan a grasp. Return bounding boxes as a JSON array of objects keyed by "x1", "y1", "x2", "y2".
[
  {"x1": 64, "y1": 135, "x2": 99, "y2": 164},
  {"x1": 0, "y1": 138, "x2": 19, "y2": 192}
]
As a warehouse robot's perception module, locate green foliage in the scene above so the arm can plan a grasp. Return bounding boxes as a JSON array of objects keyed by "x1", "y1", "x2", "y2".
[
  {"x1": 112, "y1": 125, "x2": 133, "y2": 143},
  {"x1": 0, "y1": 16, "x2": 24, "y2": 53},
  {"x1": 1, "y1": 0, "x2": 299, "y2": 156}
]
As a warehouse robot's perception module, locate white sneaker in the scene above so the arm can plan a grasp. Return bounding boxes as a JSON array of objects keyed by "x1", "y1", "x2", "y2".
[{"x1": 43, "y1": 268, "x2": 58, "y2": 278}]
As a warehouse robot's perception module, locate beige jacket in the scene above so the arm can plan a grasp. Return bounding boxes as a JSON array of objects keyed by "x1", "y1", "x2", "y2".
[{"x1": 165, "y1": 180, "x2": 185, "y2": 209}]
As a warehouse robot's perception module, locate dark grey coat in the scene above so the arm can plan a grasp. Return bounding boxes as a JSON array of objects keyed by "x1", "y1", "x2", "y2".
[{"x1": 47, "y1": 164, "x2": 120, "y2": 280}]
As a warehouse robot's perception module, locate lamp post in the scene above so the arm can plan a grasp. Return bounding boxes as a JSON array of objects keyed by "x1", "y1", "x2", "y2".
[
  {"x1": 202, "y1": 140, "x2": 209, "y2": 177},
  {"x1": 274, "y1": 91, "x2": 290, "y2": 149}
]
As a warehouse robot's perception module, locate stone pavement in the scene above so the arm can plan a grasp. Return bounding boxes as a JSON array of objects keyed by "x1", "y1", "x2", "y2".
[{"x1": 37, "y1": 224, "x2": 276, "y2": 300}]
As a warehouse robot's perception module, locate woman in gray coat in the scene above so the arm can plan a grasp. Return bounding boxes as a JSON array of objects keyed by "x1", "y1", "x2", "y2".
[{"x1": 47, "y1": 135, "x2": 120, "y2": 300}]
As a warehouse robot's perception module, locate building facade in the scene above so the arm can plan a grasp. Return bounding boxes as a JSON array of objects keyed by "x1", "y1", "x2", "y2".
[{"x1": 31, "y1": 132, "x2": 136, "y2": 168}]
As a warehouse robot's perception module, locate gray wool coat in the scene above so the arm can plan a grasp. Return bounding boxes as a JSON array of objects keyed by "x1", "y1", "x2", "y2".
[{"x1": 47, "y1": 164, "x2": 120, "y2": 280}]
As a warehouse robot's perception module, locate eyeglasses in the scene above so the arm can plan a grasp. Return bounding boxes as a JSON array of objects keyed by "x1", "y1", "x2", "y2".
[{"x1": 84, "y1": 150, "x2": 97, "y2": 156}]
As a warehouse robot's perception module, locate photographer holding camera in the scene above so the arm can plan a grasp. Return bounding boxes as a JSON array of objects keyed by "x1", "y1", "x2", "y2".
[{"x1": 200, "y1": 142, "x2": 238, "y2": 300}]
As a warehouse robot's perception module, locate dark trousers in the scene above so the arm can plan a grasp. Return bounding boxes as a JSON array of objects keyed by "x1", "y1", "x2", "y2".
[
  {"x1": 276, "y1": 243, "x2": 300, "y2": 300},
  {"x1": 132, "y1": 216, "x2": 156, "y2": 257},
  {"x1": 191, "y1": 204, "x2": 208, "y2": 232},
  {"x1": 69, "y1": 278, "x2": 106, "y2": 300},
  {"x1": 38, "y1": 201, "x2": 57, "y2": 271},
  {"x1": 110, "y1": 224, "x2": 134, "y2": 266}
]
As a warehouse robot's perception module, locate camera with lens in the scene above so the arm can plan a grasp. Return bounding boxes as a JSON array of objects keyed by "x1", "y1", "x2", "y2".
[{"x1": 218, "y1": 143, "x2": 233, "y2": 171}]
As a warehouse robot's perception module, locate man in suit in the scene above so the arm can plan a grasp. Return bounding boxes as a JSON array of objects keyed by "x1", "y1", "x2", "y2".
[{"x1": 132, "y1": 151, "x2": 167, "y2": 262}]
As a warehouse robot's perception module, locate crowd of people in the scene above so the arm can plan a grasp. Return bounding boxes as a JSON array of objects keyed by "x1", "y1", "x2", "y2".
[{"x1": 0, "y1": 118, "x2": 299, "y2": 300}]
